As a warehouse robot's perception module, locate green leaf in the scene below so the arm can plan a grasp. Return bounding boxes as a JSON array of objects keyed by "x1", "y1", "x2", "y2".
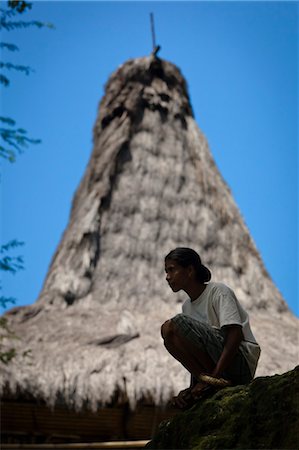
[
  {"x1": 1, "y1": 18, "x2": 53, "y2": 31},
  {"x1": 0, "y1": 240, "x2": 24, "y2": 253},
  {"x1": 0, "y1": 42, "x2": 19, "y2": 51},
  {"x1": 8, "y1": 1, "x2": 32, "y2": 14},
  {"x1": 0, "y1": 117, "x2": 16, "y2": 126},
  {"x1": 0, "y1": 296, "x2": 16, "y2": 308},
  {"x1": 0, "y1": 348, "x2": 17, "y2": 364},
  {"x1": 0, "y1": 240, "x2": 25, "y2": 274},
  {"x1": 0, "y1": 61, "x2": 33, "y2": 75},
  {"x1": 0, "y1": 117, "x2": 42, "y2": 162},
  {"x1": 0, "y1": 255, "x2": 24, "y2": 273},
  {"x1": 0, "y1": 146, "x2": 15, "y2": 162},
  {"x1": 0, "y1": 74, "x2": 10, "y2": 86}
]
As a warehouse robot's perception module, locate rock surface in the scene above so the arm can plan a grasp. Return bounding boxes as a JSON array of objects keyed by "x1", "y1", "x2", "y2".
[{"x1": 146, "y1": 366, "x2": 299, "y2": 449}]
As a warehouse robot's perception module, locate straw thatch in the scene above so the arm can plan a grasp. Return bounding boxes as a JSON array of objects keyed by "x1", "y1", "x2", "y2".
[{"x1": 1, "y1": 56, "x2": 298, "y2": 412}]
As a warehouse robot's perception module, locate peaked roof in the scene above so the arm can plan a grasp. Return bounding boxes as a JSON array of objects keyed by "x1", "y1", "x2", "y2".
[{"x1": 1, "y1": 56, "x2": 298, "y2": 410}]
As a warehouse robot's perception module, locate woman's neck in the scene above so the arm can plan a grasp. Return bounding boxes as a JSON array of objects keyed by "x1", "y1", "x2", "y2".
[{"x1": 185, "y1": 283, "x2": 207, "y2": 302}]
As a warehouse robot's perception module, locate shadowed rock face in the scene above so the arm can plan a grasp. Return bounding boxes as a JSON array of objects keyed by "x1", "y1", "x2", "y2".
[
  {"x1": 146, "y1": 366, "x2": 299, "y2": 450},
  {"x1": 1, "y1": 56, "x2": 298, "y2": 410}
]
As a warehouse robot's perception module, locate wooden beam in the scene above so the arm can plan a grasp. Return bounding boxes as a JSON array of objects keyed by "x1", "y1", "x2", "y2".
[{"x1": 0, "y1": 440, "x2": 150, "y2": 449}]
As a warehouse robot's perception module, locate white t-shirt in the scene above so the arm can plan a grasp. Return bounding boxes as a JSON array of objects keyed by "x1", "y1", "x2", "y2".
[{"x1": 182, "y1": 282, "x2": 261, "y2": 377}]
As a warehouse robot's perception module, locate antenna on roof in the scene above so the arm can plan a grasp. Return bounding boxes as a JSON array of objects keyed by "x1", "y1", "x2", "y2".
[{"x1": 150, "y1": 13, "x2": 161, "y2": 57}]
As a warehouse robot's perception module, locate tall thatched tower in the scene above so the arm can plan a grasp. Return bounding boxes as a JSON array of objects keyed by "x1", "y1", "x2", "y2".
[{"x1": 1, "y1": 56, "x2": 298, "y2": 444}]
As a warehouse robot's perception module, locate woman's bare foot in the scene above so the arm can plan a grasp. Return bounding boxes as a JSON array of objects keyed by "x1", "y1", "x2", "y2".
[
  {"x1": 172, "y1": 387, "x2": 193, "y2": 409},
  {"x1": 191, "y1": 381, "x2": 210, "y2": 399}
]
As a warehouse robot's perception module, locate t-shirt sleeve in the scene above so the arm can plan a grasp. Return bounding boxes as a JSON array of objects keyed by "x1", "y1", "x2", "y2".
[{"x1": 213, "y1": 287, "x2": 243, "y2": 328}]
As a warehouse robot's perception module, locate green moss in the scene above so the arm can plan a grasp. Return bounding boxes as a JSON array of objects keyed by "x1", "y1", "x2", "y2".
[{"x1": 146, "y1": 366, "x2": 299, "y2": 449}]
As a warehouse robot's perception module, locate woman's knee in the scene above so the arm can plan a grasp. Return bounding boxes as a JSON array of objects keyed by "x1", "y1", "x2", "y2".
[
  {"x1": 161, "y1": 319, "x2": 177, "y2": 342},
  {"x1": 161, "y1": 320, "x2": 170, "y2": 339}
]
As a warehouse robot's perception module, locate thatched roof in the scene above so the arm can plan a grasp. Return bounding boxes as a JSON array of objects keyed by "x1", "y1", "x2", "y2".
[{"x1": 1, "y1": 56, "x2": 298, "y2": 411}]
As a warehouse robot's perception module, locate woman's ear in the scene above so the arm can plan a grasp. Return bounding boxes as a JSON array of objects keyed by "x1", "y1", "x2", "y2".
[{"x1": 187, "y1": 265, "x2": 195, "y2": 278}]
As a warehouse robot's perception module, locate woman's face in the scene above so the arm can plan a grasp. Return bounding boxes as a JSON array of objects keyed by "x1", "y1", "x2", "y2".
[{"x1": 165, "y1": 259, "x2": 191, "y2": 292}]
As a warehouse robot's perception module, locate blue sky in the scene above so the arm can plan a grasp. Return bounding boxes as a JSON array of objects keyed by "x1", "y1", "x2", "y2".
[{"x1": 1, "y1": 1, "x2": 298, "y2": 316}]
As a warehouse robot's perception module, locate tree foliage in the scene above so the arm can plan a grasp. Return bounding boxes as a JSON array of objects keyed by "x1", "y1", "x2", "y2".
[
  {"x1": 0, "y1": 1, "x2": 52, "y2": 364},
  {"x1": 0, "y1": 240, "x2": 25, "y2": 364},
  {"x1": 0, "y1": 0, "x2": 53, "y2": 162},
  {"x1": 0, "y1": 116, "x2": 41, "y2": 162}
]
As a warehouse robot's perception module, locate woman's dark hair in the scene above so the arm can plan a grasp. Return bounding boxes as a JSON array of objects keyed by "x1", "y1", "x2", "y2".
[{"x1": 165, "y1": 247, "x2": 211, "y2": 283}]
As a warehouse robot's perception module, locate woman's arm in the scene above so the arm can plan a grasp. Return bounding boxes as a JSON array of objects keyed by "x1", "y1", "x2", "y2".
[{"x1": 212, "y1": 325, "x2": 243, "y2": 379}]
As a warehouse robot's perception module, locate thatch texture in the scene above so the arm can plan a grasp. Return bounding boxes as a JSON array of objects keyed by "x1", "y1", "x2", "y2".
[{"x1": 1, "y1": 56, "x2": 298, "y2": 411}]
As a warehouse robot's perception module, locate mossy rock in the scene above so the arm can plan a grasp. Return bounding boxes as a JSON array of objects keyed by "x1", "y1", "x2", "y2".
[{"x1": 146, "y1": 366, "x2": 299, "y2": 449}]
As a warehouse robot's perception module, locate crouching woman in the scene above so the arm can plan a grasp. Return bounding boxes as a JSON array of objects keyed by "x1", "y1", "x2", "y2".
[{"x1": 161, "y1": 247, "x2": 261, "y2": 409}]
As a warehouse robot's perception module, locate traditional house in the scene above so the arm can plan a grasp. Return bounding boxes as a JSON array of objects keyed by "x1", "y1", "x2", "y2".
[{"x1": 1, "y1": 55, "x2": 298, "y2": 445}]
